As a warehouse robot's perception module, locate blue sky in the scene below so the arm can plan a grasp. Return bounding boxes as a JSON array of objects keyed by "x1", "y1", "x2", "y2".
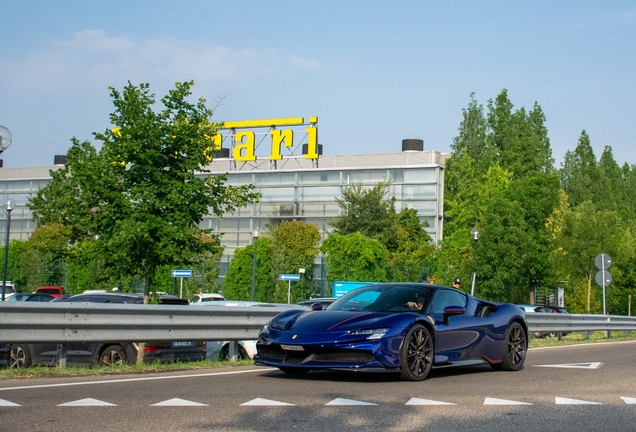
[{"x1": 1, "y1": 1, "x2": 635, "y2": 168}]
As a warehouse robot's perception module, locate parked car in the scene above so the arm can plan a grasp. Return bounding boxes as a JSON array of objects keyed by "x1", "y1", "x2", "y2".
[
  {"x1": 206, "y1": 340, "x2": 257, "y2": 361},
  {"x1": 256, "y1": 283, "x2": 528, "y2": 381},
  {"x1": 35, "y1": 286, "x2": 64, "y2": 298},
  {"x1": 193, "y1": 300, "x2": 310, "y2": 361},
  {"x1": 516, "y1": 304, "x2": 569, "y2": 338},
  {"x1": 534, "y1": 305, "x2": 568, "y2": 314},
  {"x1": 0, "y1": 282, "x2": 16, "y2": 299},
  {"x1": 190, "y1": 293, "x2": 225, "y2": 303},
  {"x1": 5, "y1": 293, "x2": 55, "y2": 302},
  {"x1": 5, "y1": 292, "x2": 204, "y2": 368}
]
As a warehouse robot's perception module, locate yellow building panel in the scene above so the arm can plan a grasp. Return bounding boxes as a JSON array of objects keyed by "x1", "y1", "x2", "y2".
[{"x1": 222, "y1": 118, "x2": 305, "y2": 129}]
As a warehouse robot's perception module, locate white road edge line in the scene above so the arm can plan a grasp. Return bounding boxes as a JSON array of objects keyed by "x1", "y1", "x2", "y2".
[
  {"x1": 0, "y1": 368, "x2": 277, "y2": 392},
  {"x1": 529, "y1": 340, "x2": 636, "y2": 351}
]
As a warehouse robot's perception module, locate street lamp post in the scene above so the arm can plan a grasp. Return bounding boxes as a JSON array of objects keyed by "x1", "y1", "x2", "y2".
[
  {"x1": 250, "y1": 230, "x2": 259, "y2": 302},
  {"x1": 2, "y1": 200, "x2": 14, "y2": 301},
  {"x1": 470, "y1": 228, "x2": 479, "y2": 296},
  {"x1": 1, "y1": 126, "x2": 14, "y2": 301}
]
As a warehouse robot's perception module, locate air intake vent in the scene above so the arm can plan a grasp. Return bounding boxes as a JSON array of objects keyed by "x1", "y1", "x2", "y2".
[{"x1": 402, "y1": 139, "x2": 423, "y2": 152}]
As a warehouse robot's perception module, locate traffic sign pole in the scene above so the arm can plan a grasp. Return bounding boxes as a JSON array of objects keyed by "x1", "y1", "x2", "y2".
[
  {"x1": 171, "y1": 270, "x2": 192, "y2": 299},
  {"x1": 594, "y1": 253, "x2": 612, "y2": 315}
]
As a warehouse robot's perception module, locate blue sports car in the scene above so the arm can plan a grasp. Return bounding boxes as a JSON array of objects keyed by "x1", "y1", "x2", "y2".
[{"x1": 255, "y1": 283, "x2": 528, "y2": 381}]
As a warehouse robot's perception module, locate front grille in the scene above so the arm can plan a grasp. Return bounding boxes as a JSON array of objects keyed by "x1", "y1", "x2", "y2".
[
  {"x1": 313, "y1": 352, "x2": 375, "y2": 363},
  {"x1": 257, "y1": 346, "x2": 286, "y2": 362},
  {"x1": 258, "y1": 346, "x2": 376, "y2": 365}
]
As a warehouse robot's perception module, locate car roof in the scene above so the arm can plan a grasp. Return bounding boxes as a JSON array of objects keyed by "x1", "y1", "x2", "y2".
[{"x1": 62, "y1": 292, "x2": 189, "y2": 305}]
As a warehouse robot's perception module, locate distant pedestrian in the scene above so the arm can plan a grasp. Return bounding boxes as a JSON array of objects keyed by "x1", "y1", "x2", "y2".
[{"x1": 452, "y1": 278, "x2": 461, "y2": 290}]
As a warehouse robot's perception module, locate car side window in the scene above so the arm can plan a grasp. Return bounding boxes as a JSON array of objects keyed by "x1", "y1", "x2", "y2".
[{"x1": 428, "y1": 290, "x2": 467, "y2": 314}]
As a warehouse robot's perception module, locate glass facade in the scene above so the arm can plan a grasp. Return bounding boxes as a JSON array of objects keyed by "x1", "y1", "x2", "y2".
[{"x1": 0, "y1": 153, "x2": 446, "y2": 281}]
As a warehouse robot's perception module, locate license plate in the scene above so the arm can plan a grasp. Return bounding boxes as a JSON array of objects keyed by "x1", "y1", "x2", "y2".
[
  {"x1": 280, "y1": 344, "x2": 305, "y2": 351},
  {"x1": 171, "y1": 341, "x2": 195, "y2": 348}
]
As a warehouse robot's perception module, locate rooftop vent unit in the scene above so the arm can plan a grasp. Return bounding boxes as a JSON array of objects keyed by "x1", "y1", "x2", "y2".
[
  {"x1": 402, "y1": 139, "x2": 423, "y2": 152},
  {"x1": 54, "y1": 155, "x2": 67, "y2": 165}
]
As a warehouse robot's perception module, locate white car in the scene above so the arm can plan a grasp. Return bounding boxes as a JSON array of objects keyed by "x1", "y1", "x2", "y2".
[
  {"x1": 206, "y1": 340, "x2": 257, "y2": 361},
  {"x1": 192, "y1": 300, "x2": 309, "y2": 360},
  {"x1": 190, "y1": 293, "x2": 225, "y2": 303},
  {"x1": 1, "y1": 283, "x2": 16, "y2": 299}
]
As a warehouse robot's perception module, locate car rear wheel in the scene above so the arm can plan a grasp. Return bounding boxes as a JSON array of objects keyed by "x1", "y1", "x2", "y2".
[
  {"x1": 399, "y1": 323, "x2": 433, "y2": 381},
  {"x1": 99, "y1": 345, "x2": 127, "y2": 366},
  {"x1": 9, "y1": 344, "x2": 31, "y2": 368},
  {"x1": 492, "y1": 322, "x2": 526, "y2": 371},
  {"x1": 221, "y1": 344, "x2": 249, "y2": 361}
]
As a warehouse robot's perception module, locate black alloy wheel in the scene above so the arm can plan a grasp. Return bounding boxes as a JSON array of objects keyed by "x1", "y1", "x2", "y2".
[
  {"x1": 399, "y1": 324, "x2": 433, "y2": 381},
  {"x1": 492, "y1": 322, "x2": 526, "y2": 371}
]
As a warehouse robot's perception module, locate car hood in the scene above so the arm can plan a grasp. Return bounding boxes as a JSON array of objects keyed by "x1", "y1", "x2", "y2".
[{"x1": 269, "y1": 310, "x2": 409, "y2": 334}]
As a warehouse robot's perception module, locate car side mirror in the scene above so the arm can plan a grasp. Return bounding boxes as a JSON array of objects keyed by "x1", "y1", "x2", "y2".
[
  {"x1": 443, "y1": 305, "x2": 465, "y2": 325},
  {"x1": 311, "y1": 303, "x2": 323, "y2": 311}
]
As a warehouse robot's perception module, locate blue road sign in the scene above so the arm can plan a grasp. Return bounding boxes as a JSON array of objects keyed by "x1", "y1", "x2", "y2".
[
  {"x1": 171, "y1": 270, "x2": 192, "y2": 278},
  {"x1": 279, "y1": 274, "x2": 301, "y2": 281}
]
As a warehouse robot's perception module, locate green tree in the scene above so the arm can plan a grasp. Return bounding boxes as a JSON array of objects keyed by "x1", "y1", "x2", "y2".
[
  {"x1": 269, "y1": 221, "x2": 320, "y2": 303},
  {"x1": 321, "y1": 232, "x2": 389, "y2": 285},
  {"x1": 0, "y1": 240, "x2": 28, "y2": 293},
  {"x1": 596, "y1": 146, "x2": 629, "y2": 218},
  {"x1": 330, "y1": 180, "x2": 395, "y2": 240},
  {"x1": 386, "y1": 208, "x2": 435, "y2": 282},
  {"x1": 551, "y1": 201, "x2": 623, "y2": 313},
  {"x1": 222, "y1": 237, "x2": 273, "y2": 301},
  {"x1": 18, "y1": 224, "x2": 72, "y2": 290},
  {"x1": 560, "y1": 130, "x2": 598, "y2": 208},
  {"x1": 487, "y1": 90, "x2": 554, "y2": 179},
  {"x1": 29, "y1": 81, "x2": 259, "y2": 304}
]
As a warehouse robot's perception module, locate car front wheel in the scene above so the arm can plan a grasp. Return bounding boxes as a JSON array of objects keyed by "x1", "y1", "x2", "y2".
[
  {"x1": 399, "y1": 324, "x2": 433, "y2": 381},
  {"x1": 9, "y1": 344, "x2": 31, "y2": 368}
]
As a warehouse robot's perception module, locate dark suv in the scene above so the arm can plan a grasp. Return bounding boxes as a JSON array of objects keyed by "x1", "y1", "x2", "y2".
[{"x1": 6, "y1": 292, "x2": 205, "y2": 368}]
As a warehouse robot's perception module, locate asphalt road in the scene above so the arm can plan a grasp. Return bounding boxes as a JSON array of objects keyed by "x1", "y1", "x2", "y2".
[{"x1": 0, "y1": 341, "x2": 634, "y2": 432}]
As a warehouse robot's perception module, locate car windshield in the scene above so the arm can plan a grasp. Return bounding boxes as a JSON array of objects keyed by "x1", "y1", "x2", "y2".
[{"x1": 328, "y1": 285, "x2": 430, "y2": 312}]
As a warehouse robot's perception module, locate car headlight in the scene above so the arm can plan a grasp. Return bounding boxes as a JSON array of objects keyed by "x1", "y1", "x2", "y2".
[{"x1": 348, "y1": 328, "x2": 390, "y2": 340}]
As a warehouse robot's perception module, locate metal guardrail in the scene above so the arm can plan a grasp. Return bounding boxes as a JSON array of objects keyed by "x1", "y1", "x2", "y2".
[
  {"x1": 0, "y1": 303, "x2": 634, "y2": 345},
  {"x1": 525, "y1": 312, "x2": 636, "y2": 333},
  {"x1": 0, "y1": 302, "x2": 288, "y2": 344}
]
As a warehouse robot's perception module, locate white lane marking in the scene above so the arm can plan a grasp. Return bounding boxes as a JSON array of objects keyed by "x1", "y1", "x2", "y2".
[
  {"x1": 0, "y1": 368, "x2": 276, "y2": 392},
  {"x1": 58, "y1": 398, "x2": 116, "y2": 406},
  {"x1": 406, "y1": 398, "x2": 455, "y2": 405},
  {"x1": 534, "y1": 362, "x2": 603, "y2": 369},
  {"x1": 529, "y1": 340, "x2": 636, "y2": 351},
  {"x1": 555, "y1": 397, "x2": 602, "y2": 405},
  {"x1": 241, "y1": 398, "x2": 294, "y2": 406},
  {"x1": 151, "y1": 398, "x2": 208, "y2": 406},
  {"x1": 484, "y1": 397, "x2": 532, "y2": 405},
  {"x1": 326, "y1": 398, "x2": 377, "y2": 406},
  {"x1": 0, "y1": 398, "x2": 21, "y2": 407},
  {"x1": 621, "y1": 397, "x2": 636, "y2": 404}
]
